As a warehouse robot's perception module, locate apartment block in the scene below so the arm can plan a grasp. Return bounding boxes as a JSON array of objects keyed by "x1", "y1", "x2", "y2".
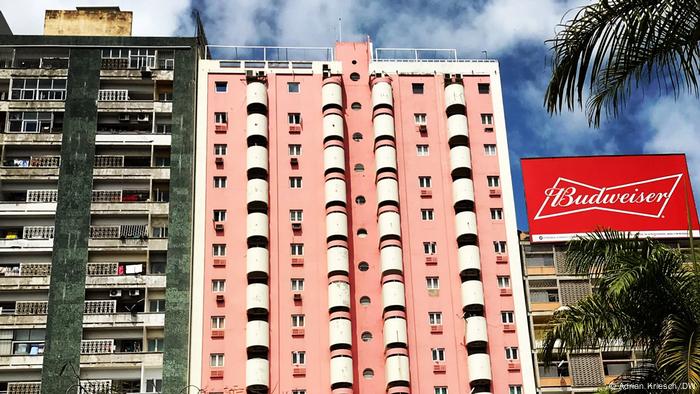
[
  {"x1": 0, "y1": 8, "x2": 199, "y2": 394},
  {"x1": 191, "y1": 42, "x2": 534, "y2": 394}
]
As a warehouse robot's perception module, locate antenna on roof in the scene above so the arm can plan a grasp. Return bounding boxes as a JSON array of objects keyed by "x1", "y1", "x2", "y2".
[{"x1": 338, "y1": 18, "x2": 342, "y2": 42}]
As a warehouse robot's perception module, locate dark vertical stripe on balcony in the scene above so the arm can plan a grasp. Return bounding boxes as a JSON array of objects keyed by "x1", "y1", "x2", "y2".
[
  {"x1": 162, "y1": 47, "x2": 197, "y2": 392},
  {"x1": 41, "y1": 48, "x2": 100, "y2": 393}
]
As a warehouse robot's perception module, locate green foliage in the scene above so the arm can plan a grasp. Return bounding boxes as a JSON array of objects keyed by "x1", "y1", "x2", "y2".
[{"x1": 545, "y1": 0, "x2": 700, "y2": 127}]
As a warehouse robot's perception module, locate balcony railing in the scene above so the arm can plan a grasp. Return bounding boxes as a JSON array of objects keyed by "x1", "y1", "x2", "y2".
[
  {"x1": 84, "y1": 300, "x2": 116, "y2": 314},
  {"x1": 7, "y1": 382, "x2": 41, "y2": 394},
  {"x1": 90, "y1": 224, "x2": 148, "y2": 239},
  {"x1": 3, "y1": 156, "x2": 61, "y2": 168},
  {"x1": 86, "y1": 262, "x2": 118, "y2": 276},
  {"x1": 80, "y1": 339, "x2": 114, "y2": 354},
  {"x1": 92, "y1": 190, "x2": 150, "y2": 203},
  {"x1": 98, "y1": 89, "x2": 129, "y2": 101},
  {"x1": 26, "y1": 190, "x2": 58, "y2": 203},
  {"x1": 94, "y1": 155, "x2": 124, "y2": 168},
  {"x1": 23, "y1": 226, "x2": 55, "y2": 240},
  {"x1": 15, "y1": 301, "x2": 48, "y2": 315},
  {"x1": 19, "y1": 263, "x2": 51, "y2": 276},
  {"x1": 80, "y1": 380, "x2": 112, "y2": 392}
]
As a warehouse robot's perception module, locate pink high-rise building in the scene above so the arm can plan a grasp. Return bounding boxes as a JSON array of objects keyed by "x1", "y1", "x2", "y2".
[{"x1": 190, "y1": 41, "x2": 534, "y2": 394}]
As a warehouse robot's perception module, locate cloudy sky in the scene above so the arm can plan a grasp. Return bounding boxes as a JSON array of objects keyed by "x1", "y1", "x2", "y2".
[{"x1": 4, "y1": 0, "x2": 698, "y2": 230}]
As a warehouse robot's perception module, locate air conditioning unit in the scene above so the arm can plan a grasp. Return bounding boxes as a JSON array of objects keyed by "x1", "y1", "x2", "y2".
[
  {"x1": 507, "y1": 361, "x2": 521, "y2": 371},
  {"x1": 213, "y1": 259, "x2": 226, "y2": 267},
  {"x1": 417, "y1": 124, "x2": 427, "y2": 132},
  {"x1": 137, "y1": 113, "x2": 150, "y2": 122},
  {"x1": 140, "y1": 65, "x2": 152, "y2": 76},
  {"x1": 109, "y1": 289, "x2": 122, "y2": 297},
  {"x1": 489, "y1": 188, "x2": 501, "y2": 197},
  {"x1": 425, "y1": 256, "x2": 438, "y2": 265},
  {"x1": 496, "y1": 255, "x2": 508, "y2": 263},
  {"x1": 210, "y1": 369, "x2": 224, "y2": 378},
  {"x1": 291, "y1": 257, "x2": 304, "y2": 266},
  {"x1": 215, "y1": 156, "x2": 224, "y2": 165},
  {"x1": 291, "y1": 222, "x2": 302, "y2": 231},
  {"x1": 500, "y1": 288, "x2": 513, "y2": 296},
  {"x1": 214, "y1": 124, "x2": 227, "y2": 133},
  {"x1": 214, "y1": 222, "x2": 224, "y2": 231},
  {"x1": 246, "y1": 70, "x2": 254, "y2": 77},
  {"x1": 292, "y1": 367, "x2": 306, "y2": 376},
  {"x1": 216, "y1": 294, "x2": 225, "y2": 303},
  {"x1": 211, "y1": 330, "x2": 225, "y2": 339},
  {"x1": 291, "y1": 328, "x2": 305, "y2": 336},
  {"x1": 293, "y1": 292, "x2": 302, "y2": 301},
  {"x1": 289, "y1": 124, "x2": 302, "y2": 134},
  {"x1": 290, "y1": 157, "x2": 299, "y2": 166},
  {"x1": 420, "y1": 188, "x2": 432, "y2": 198},
  {"x1": 128, "y1": 289, "x2": 140, "y2": 297},
  {"x1": 256, "y1": 71, "x2": 265, "y2": 77},
  {"x1": 502, "y1": 323, "x2": 515, "y2": 332},
  {"x1": 119, "y1": 113, "x2": 130, "y2": 122},
  {"x1": 433, "y1": 363, "x2": 446, "y2": 373},
  {"x1": 430, "y1": 324, "x2": 443, "y2": 333}
]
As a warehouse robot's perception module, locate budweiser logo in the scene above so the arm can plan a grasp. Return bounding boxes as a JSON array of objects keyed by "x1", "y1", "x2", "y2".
[{"x1": 534, "y1": 174, "x2": 683, "y2": 219}]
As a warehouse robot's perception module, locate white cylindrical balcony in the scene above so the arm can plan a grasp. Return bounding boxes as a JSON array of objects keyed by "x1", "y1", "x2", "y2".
[
  {"x1": 247, "y1": 178, "x2": 269, "y2": 207},
  {"x1": 383, "y1": 317, "x2": 408, "y2": 348},
  {"x1": 325, "y1": 178, "x2": 347, "y2": 206},
  {"x1": 467, "y1": 353, "x2": 492, "y2": 383},
  {"x1": 246, "y1": 82, "x2": 268, "y2": 108},
  {"x1": 378, "y1": 211, "x2": 401, "y2": 239},
  {"x1": 326, "y1": 212, "x2": 348, "y2": 240},
  {"x1": 246, "y1": 247, "x2": 270, "y2": 277},
  {"x1": 246, "y1": 212, "x2": 269, "y2": 240},
  {"x1": 324, "y1": 146, "x2": 346, "y2": 173},
  {"x1": 330, "y1": 355, "x2": 354, "y2": 386},
  {"x1": 375, "y1": 145, "x2": 397, "y2": 173},
  {"x1": 455, "y1": 211, "x2": 478, "y2": 239},
  {"x1": 377, "y1": 178, "x2": 399, "y2": 206},
  {"x1": 322, "y1": 82, "x2": 343, "y2": 108},
  {"x1": 444, "y1": 83, "x2": 465, "y2": 108},
  {"x1": 458, "y1": 245, "x2": 481, "y2": 273},
  {"x1": 382, "y1": 281, "x2": 406, "y2": 309},
  {"x1": 380, "y1": 245, "x2": 403, "y2": 275},
  {"x1": 246, "y1": 145, "x2": 269, "y2": 174},
  {"x1": 371, "y1": 82, "x2": 393, "y2": 108},
  {"x1": 447, "y1": 113, "x2": 468, "y2": 140},
  {"x1": 323, "y1": 113, "x2": 345, "y2": 140},
  {"x1": 246, "y1": 113, "x2": 268, "y2": 141},
  {"x1": 452, "y1": 178, "x2": 475, "y2": 206},
  {"x1": 461, "y1": 280, "x2": 485, "y2": 310},
  {"x1": 327, "y1": 246, "x2": 349, "y2": 274},
  {"x1": 385, "y1": 354, "x2": 410, "y2": 385},
  {"x1": 450, "y1": 145, "x2": 472, "y2": 173},
  {"x1": 329, "y1": 318, "x2": 352, "y2": 347},
  {"x1": 246, "y1": 320, "x2": 269, "y2": 349},
  {"x1": 373, "y1": 113, "x2": 395, "y2": 140},
  {"x1": 465, "y1": 316, "x2": 488, "y2": 345},
  {"x1": 246, "y1": 358, "x2": 270, "y2": 389},
  {"x1": 328, "y1": 281, "x2": 351, "y2": 310},
  {"x1": 246, "y1": 283, "x2": 270, "y2": 312}
]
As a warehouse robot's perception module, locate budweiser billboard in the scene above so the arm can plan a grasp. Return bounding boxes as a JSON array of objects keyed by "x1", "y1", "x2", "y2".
[{"x1": 522, "y1": 154, "x2": 700, "y2": 242}]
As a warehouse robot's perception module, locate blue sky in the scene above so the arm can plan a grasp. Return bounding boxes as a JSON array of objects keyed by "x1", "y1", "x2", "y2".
[{"x1": 6, "y1": 0, "x2": 700, "y2": 230}]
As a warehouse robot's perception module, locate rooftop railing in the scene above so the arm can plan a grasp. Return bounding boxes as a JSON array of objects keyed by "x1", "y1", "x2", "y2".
[
  {"x1": 373, "y1": 47, "x2": 497, "y2": 63},
  {"x1": 206, "y1": 45, "x2": 334, "y2": 62}
]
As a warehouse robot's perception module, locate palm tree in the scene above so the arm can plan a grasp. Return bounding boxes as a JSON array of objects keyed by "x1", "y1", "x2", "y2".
[
  {"x1": 539, "y1": 230, "x2": 700, "y2": 392},
  {"x1": 544, "y1": 0, "x2": 700, "y2": 127}
]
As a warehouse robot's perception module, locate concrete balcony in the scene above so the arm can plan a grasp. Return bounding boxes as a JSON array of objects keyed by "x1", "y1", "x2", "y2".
[
  {"x1": 324, "y1": 145, "x2": 346, "y2": 174},
  {"x1": 0, "y1": 314, "x2": 47, "y2": 328},
  {"x1": 445, "y1": 83, "x2": 466, "y2": 109},
  {"x1": 373, "y1": 113, "x2": 395, "y2": 140},
  {"x1": 80, "y1": 351, "x2": 162, "y2": 368},
  {"x1": 153, "y1": 102, "x2": 172, "y2": 113},
  {"x1": 446, "y1": 114, "x2": 468, "y2": 141},
  {"x1": 467, "y1": 353, "x2": 492, "y2": 384},
  {"x1": 95, "y1": 132, "x2": 171, "y2": 145},
  {"x1": 328, "y1": 281, "x2": 350, "y2": 311},
  {"x1": 88, "y1": 238, "x2": 167, "y2": 251},
  {"x1": 246, "y1": 82, "x2": 268, "y2": 109},
  {"x1": 83, "y1": 312, "x2": 164, "y2": 328},
  {"x1": 92, "y1": 167, "x2": 170, "y2": 179},
  {"x1": 327, "y1": 246, "x2": 349, "y2": 275},
  {"x1": 322, "y1": 81, "x2": 343, "y2": 108},
  {"x1": 96, "y1": 100, "x2": 154, "y2": 112},
  {"x1": 385, "y1": 354, "x2": 410, "y2": 386},
  {"x1": 458, "y1": 245, "x2": 481, "y2": 274},
  {"x1": 378, "y1": 211, "x2": 401, "y2": 240},
  {"x1": 247, "y1": 113, "x2": 268, "y2": 141},
  {"x1": 539, "y1": 376, "x2": 572, "y2": 387},
  {"x1": 371, "y1": 81, "x2": 393, "y2": 108},
  {"x1": 526, "y1": 266, "x2": 557, "y2": 276},
  {"x1": 330, "y1": 355, "x2": 353, "y2": 386},
  {"x1": 0, "y1": 202, "x2": 57, "y2": 215},
  {"x1": 90, "y1": 201, "x2": 168, "y2": 215},
  {"x1": 530, "y1": 301, "x2": 561, "y2": 312},
  {"x1": 465, "y1": 316, "x2": 488, "y2": 346},
  {"x1": 323, "y1": 113, "x2": 344, "y2": 140},
  {"x1": 329, "y1": 317, "x2": 352, "y2": 348},
  {"x1": 377, "y1": 178, "x2": 399, "y2": 206},
  {"x1": 383, "y1": 317, "x2": 408, "y2": 348},
  {"x1": 380, "y1": 245, "x2": 403, "y2": 275},
  {"x1": 1, "y1": 132, "x2": 62, "y2": 144},
  {"x1": 0, "y1": 354, "x2": 43, "y2": 369},
  {"x1": 0, "y1": 276, "x2": 49, "y2": 290},
  {"x1": 324, "y1": 178, "x2": 346, "y2": 206},
  {"x1": 0, "y1": 167, "x2": 59, "y2": 180},
  {"x1": 246, "y1": 358, "x2": 269, "y2": 390},
  {"x1": 246, "y1": 320, "x2": 269, "y2": 351},
  {"x1": 375, "y1": 145, "x2": 397, "y2": 173},
  {"x1": 326, "y1": 212, "x2": 348, "y2": 240},
  {"x1": 85, "y1": 274, "x2": 166, "y2": 289},
  {"x1": 382, "y1": 281, "x2": 406, "y2": 310}
]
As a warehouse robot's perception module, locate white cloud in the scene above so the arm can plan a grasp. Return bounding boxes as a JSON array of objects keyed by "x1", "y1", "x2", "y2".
[{"x1": 2, "y1": 0, "x2": 190, "y2": 36}]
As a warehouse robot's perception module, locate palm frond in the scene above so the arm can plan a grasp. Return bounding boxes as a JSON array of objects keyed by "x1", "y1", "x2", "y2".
[
  {"x1": 657, "y1": 314, "x2": 700, "y2": 387},
  {"x1": 545, "y1": 0, "x2": 700, "y2": 127}
]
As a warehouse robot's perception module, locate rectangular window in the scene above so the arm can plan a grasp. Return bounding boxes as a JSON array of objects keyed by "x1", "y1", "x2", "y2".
[
  {"x1": 497, "y1": 276, "x2": 511, "y2": 288},
  {"x1": 8, "y1": 112, "x2": 55, "y2": 133},
  {"x1": 213, "y1": 210, "x2": 226, "y2": 222},
  {"x1": 501, "y1": 311, "x2": 515, "y2": 324},
  {"x1": 431, "y1": 348, "x2": 446, "y2": 362},
  {"x1": 11, "y1": 78, "x2": 66, "y2": 101},
  {"x1": 291, "y1": 243, "x2": 304, "y2": 256},
  {"x1": 292, "y1": 391, "x2": 306, "y2": 394},
  {"x1": 416, "y1": 144, "x2": 429, "y2": 156},
  {"x1": 419, "y1": 176, "x2": 432, "y2": 188},
  {"x1": 487, "y1": 176, "x2": 500, "y2": 187},
  {"x1": 147, "y1": 338, "x2": 164, "y2": 352},
  {"x1": 505, "y1": 347, "x2": 519, "y2": 360},
  {"x1": 412, "y1": 83, "x2": 424, "y2": 94},
  {"x1": 288, "y1": 144, "x2": 302, "y2": 156},
  {"x1": 146, "y1": 379, "x2": 163, "y2": 393},
  {"x1": 211, "y1": 316, "x2": 225, "y2": 329},
  {"x1": 213, "y1": 176, "x2": 227, "y2": 188},
  {"x1": 509, "y1": 386, "x2": 523, "y2": 394},
  {"x1": 484, "y1": 144, "x2": 497, "y2": 155},
  {"x1": 478, "y1": 83, "x2": 490, "y2": 94},
  {"x1": 426, "y1": 276, "x2": 440, "y2": 290},
  {"x1": 434, "y1": 387, "x2": 448, "y2": 394},
  {"x1": 214, "y1": 81, "x2": 227, "y2": 93},
  {"x1": 423, "y1": 241, "x2": 437, "y2": 255},
  {"x1": 414, "y1": 113, "x2": 427, "y2": 125},
  {"x1": 212, "y1": 279, "x2": 226, "y2": 292},
  {"x1": 291, "y1": 278, "x2": 305, "y2": 291},
  {"x1": 490, "y1": 208, "x2": 503, "y2": 220},
  {"x1": 291, "y1": 314, "x2": 305, "y2": 327},
  {"x1": 288, "y1": 82, "x2": 300, "y2": 93},
  {"x1": 213, "y1": 244, "x2": 226, "y2": 257},
  {"x1": 421, "y1": 209, "x2": 434, "y2": 221},
  {"x1": 481, "y1": 113, "x2": 493, "y2": 125},
  {"x1": 494, "y1": 241, "x2": 507, "y2": 253},
  {"x1": 214, "y1": 144, "x2": 227, "y2": 155},
  {"x1": 290, "y1": 210, "x2": 303, "y2": 222},
  {"x1": 210, "y1": 353, "x2": 225, "y2": 367},
  {"x1": 289, "y1": 177, "x2": 302, "y2": 188},
  {"x1": 429, "y1": 312, "x2": 442, "y2": 325},
  {"x1": 149, "y1": 299, "x2": 165, "y2": 312},
  {"x1": 288, "y1": 113, "x2": 301, "y2": 124},
  {"x1": 214, "y1": 112, "x2": 227, "y2": 124},
  {"x1": 292, "y1": 351, "x2": 306, "y2": 365}
]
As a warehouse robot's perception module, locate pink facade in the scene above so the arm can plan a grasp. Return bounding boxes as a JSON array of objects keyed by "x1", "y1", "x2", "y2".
[{"x1": 195, "y1": 41, "x2": 532, "y2": 394}]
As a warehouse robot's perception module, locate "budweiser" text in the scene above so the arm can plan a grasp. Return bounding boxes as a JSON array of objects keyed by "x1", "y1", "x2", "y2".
[{"x1": 544, "y1": 186, "x2": 670, "y2": 207}]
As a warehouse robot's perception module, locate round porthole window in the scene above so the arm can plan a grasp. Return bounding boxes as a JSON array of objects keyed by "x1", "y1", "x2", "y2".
[
  {"x1": 359, "y1": 296, "x2": 371, "y2": 305},
  {"x1": 361, "y1": 331, "x2": 373, "y2": 342},
  {"x1": 350, "y1": 72, "x2": 361, "y2": 81},
  {"x1": 352, "y1": 132, "x2": 363, "y2": 141},
  {"x1": 363, "y1": 368, "x2": 374, "y2": 379},
  {"x1": 355, "y1": 196, "x2": 366, "y2": 205},
  {"x1": 358, "y1": 261, "x2": 369, "y2": 271},
  {"x1": 352, "y1": 60, "x2": 358, "y2": 65},
  {"x1": 357, "y1": 228, "x2": 368, "y2": 238},
  {"x1": 354, "y1": 164, "x2": 365, "y2": 172},
  {"x1": 351, "y1": 102, "x2": 362, "y2": 110}
]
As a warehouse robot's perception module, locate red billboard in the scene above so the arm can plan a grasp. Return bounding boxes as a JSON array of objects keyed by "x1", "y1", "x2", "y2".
[{"x1": 522, "y1": 154, "x2": 700, "y2": 243}]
